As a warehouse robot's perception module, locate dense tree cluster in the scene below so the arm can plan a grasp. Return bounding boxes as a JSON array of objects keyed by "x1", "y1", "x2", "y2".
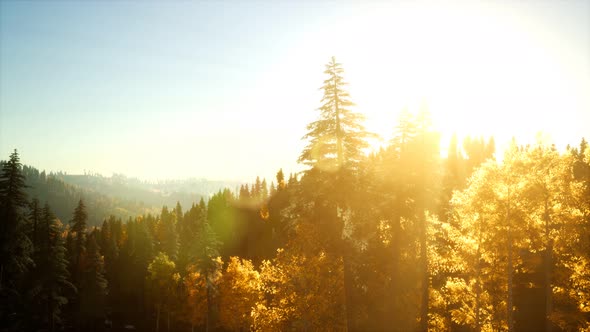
[{"x1": 1, "y1": 58, "x2": 589, "y2": 331}]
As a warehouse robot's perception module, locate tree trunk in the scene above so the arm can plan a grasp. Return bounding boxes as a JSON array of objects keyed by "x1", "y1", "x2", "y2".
[
  {"x1": 417, "y1": 110, "x2": 430, "y2": 332},
  {"x1": 343, "y1": 252, "x2": 354, "y2": 331},
  {"x1": 167, "y1": 310, "x2": 170, "y2": 332},
  {"x1": 206, "y1": 280, "x2": 211, "y2": 332},
  {"x1": 544, "y1": 204, "x2": 553, "y2": 332},
  {"x1": 475, "y1": 217, "x2": 482, "y2": 332},
  {"x1": 390, "y1": 212, "x2": 401, "y2": 326},
  {"x1": 156, "y1": 305, "x2": 161, "y2": 332},
  {"x1": 545, "y1": 242, "x2": 553, "y2": 332},
  {"x1": 507, "y1": 206, "x2": 514, "y2": 332},
  {"x1": 49, "y1": 299, "x2": 55, "y2": 332},
  {"x1": 419, "y1": 210, "x2": 429, "y2": 332}
]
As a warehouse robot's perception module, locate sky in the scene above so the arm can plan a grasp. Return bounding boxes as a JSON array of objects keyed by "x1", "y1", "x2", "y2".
[{"x1": 1, "y1": 0, "x2": 589, "y2": 182}]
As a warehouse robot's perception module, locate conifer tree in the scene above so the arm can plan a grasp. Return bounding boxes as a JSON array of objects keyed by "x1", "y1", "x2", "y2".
[
  {"x1": 174, "y1": 202, "x2": 183, "y2": 226},
  {"x1": 28, "y1": 198, "x2": 42, "y2": 252},
  {"x1": 299, "y1": 56, "x2": 371, "y2": 171},
  {"x1": 192, "y1": 220, "x2": 222, "y2": 332},
  {"x1": 38, "y1": 203, "x2": 73, "y2": 331},
  {"x1": 79, "y1": 231, "x2": 108, "y2": 330},
  {"x1": 178, "y1": 202, "x2": 206, "y2": 274},
  {"x1": 276, "y1": 168, "x2": 285, "y2": 191},
  {"x1": 296, "y1": 57, "x2": 375, "y2": 330},
  {"x1": 261, "y1": 178, "x2": 268, "y2": 201},
  {"x1": 156, "y1": 206, "x2": 179, "y2": 262},
  {"x1": 69, "y1": 199, "x2": 88, "y2": 288},
  {"x1": 0, "y1": 149, "x2": 34, "y2": 328}
]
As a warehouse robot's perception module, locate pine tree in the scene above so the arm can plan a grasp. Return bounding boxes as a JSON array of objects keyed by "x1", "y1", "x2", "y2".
[
  {"x1": 174, "y1": 202, "x2": 183, "y2": 226},
  {"x1": 276, "y1": 168, "x2": 285, "y2": 191},
  {"x1": 28, "y1": 198, "x2": 43, "y2": 254},
  {"x1": 192, "y1": 220, "x2": 222, "y2": 332},
  {"x1": 389, "y1": 108, "x2": 417, "y2": 157},
  {"x1": 69, "y1": 199, "x2": 88, "y2": 288},
  {"x1": 38, "y1": 203, "x2": 73, "y2": 331},
  {"x1": 178, "y1": 202, "x2": 206, "y2": 274},
  {"x1": 261, "y1": 178, "x2": 269, "y2": 201},
  {"x1": 296, "y1": 57, "x2": 375, "y2": 330},
  {"x1": 254, "y1": 176, "x2": 262, "y2": 200},
  {"x1": 378, "y1": 109, "x2": 440, "y2": 331},
  {"x1": 79, "y1": 231, "x2": 108, "y2": 330},
  {"x1": 156, "y1": 206, "x2": 179, "y2": 262},
  {"x1": 0, "y1": 149, "x2": 34, "y2": 328},
  {"x1": 299, "y1": 56, "x2": 371, "y2": 172}
]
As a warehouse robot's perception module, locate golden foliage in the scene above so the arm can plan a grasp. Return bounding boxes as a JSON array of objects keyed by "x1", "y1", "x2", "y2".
[
  {"x1": 217, "y1": 257, "x2": 262, "y2": 331},
  {"x1": 183, "y1": 258, "x2": 223, "y2": 329},
  {"x1": 252, "y1": 220, "x2": 347, "y2": 331},
  {"x1": 184, "y1": 267, "x2": 208, "y2": 327}
]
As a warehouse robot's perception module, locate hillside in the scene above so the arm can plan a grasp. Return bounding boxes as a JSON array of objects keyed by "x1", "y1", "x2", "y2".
[
  {"x1": 19, "y1": 165, "x2": 157, "y2": 226},
  {"x1": 15, "y1": 164, "x2": 244, "y2": 226},
  {"x1": 57, "y1": 172, "x2": 242, "y2": 209}
]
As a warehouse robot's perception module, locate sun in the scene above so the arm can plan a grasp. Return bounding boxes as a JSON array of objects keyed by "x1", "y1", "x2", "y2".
[{"x1": 300, "y1": 2, "x2": 580, "y2": 155}]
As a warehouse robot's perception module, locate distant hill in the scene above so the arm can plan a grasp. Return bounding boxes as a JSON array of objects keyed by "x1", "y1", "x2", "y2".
[
  {"x1": 3, "y1": 162, "x2": 243, "y2": 227},
  {"x1": 18, "y1": 165, "x2": 157, "y2": 226},
  {"x1": 57, "y1": 172, "x2": 243, "y2": 209}
]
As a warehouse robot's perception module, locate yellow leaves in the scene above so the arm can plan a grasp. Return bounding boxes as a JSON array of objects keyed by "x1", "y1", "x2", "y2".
[
  {"x1": 252, "y1": 226, "x2": 347, "y2": 331},
  {"x1": 251, "y1": 302, "x2": 287, "y2": 332},
  {"x1": 378, "y1": 219, "x2": 391, "y2": 245},
  {"x1": 183, "y1": 258, "x2": 223, "y2": 327},
  {"x1": 184, "y1": 268, "x2": 208, "y2": 326},
  {"x1": 218, "y1": 257, "x2": 262, "y2": 331},
  {"x1": 428, "y1": 277, "x2": 480, "y2": 330}
]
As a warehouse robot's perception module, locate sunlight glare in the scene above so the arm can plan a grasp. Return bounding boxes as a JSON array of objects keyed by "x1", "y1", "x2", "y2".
[{"x1": 281, "y1": 2, "x2": 588, "y2": 156}]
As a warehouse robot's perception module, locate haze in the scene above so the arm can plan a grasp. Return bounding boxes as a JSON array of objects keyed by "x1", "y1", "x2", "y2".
[{"x1": 1, "y1": 0, "x2": 589, "y2": 181}]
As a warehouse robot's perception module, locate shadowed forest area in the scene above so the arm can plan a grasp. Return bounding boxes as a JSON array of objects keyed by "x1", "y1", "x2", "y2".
[{"x1": 1, "y1": 58, "x2": 589, "y2": 332}]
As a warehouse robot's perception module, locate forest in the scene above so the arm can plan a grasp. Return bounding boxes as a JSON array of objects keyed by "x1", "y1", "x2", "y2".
[{"x1": 1, "y1": 58, "x2": 589, "y2": 332}]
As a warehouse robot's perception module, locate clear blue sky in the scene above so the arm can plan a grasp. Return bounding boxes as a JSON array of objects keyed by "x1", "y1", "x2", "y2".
[{"x1": 1, "y1": 1, "x2": 589, "y2": 181}]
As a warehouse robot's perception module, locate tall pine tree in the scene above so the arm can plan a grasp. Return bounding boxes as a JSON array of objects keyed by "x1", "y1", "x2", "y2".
[
  {"x1": 299, "y1": 56, "x2": 371, "y2": 172},
  {"x1": 79, "y1": 231, "x2": 108, "y2": 330},
  {"x1": 33, "y1": 203, "x2": 73, "y2": 331},
  {"x1": 0, "y1": 150, "x2": 34, "y2": 328}
]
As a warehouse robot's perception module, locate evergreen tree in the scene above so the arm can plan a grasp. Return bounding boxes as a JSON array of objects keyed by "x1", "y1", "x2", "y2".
[
  {"x1": 254, "y1": 176, "x2": 262, "y2": 200},
  {"x1": 35, "y1": 203, "x2": 73, "y2": 331},
  {"x1": 156, "y1": 206, "x2": 179, "y2": 262},
  {"x1": 190, "y1": 220, "x2": 222, "y2": 332},
  {"x1": 276, "y1": 168, "x2": 285, "y2": 191},
  {"x1": 79, "y1": 231, "x2": 108, "y2": 330},
  {"x1": 174, "y1": 202, "x2": 183, "y2": 226},
  {"x1": 178, "y1": 202, "x2": 206, "y2": 274},
  {"x1": 0, "y1": 149, "x2": 34, "y2": 328},
  {"x1": 28, "y1": 198, "x2": 42, "y2": 252},
  {"x1": 261, "y1": 178, "x2": 269, "y2": 201},
  {"x1": 299, "y1": 56, "x2": 371, "y2": 171},
  {"x1": 69, "y1": 199, "x2": 88, "y2": 287}
]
